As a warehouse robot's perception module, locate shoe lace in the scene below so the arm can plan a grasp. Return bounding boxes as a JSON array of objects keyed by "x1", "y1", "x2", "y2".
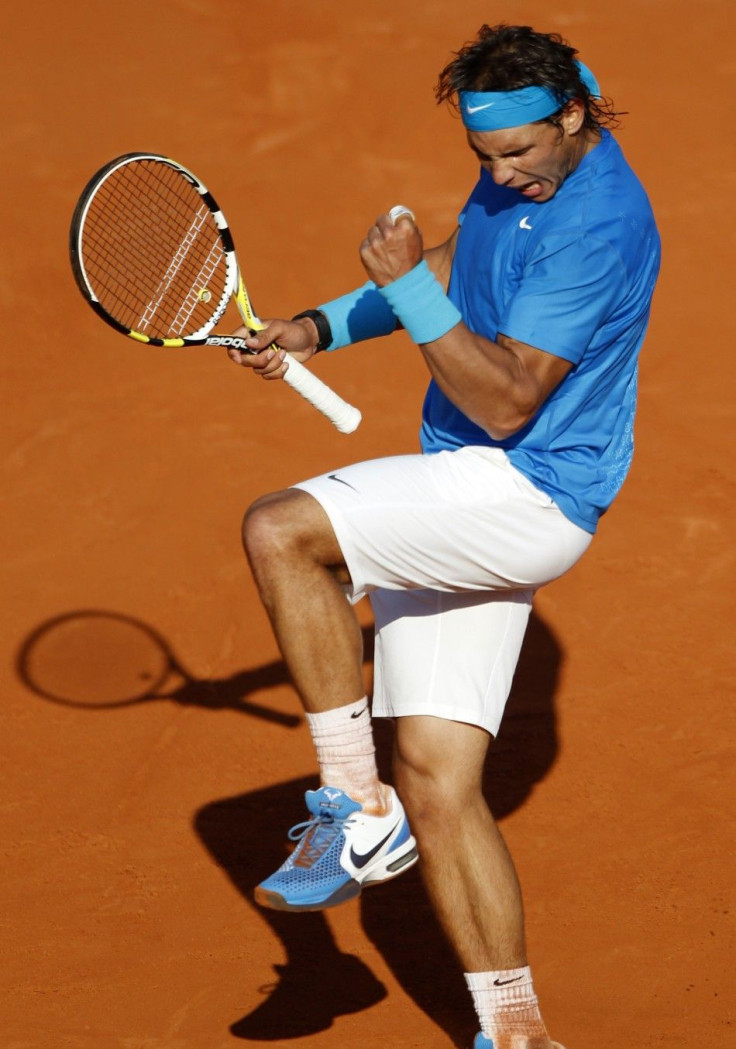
[{"x1": 288, "y1": 811, "x2": 355, "y2": 868}]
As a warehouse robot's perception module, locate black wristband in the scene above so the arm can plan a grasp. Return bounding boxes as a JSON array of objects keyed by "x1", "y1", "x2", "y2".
[{"x1": 291, "y1": 309, "x2": 333, "y2": 353}]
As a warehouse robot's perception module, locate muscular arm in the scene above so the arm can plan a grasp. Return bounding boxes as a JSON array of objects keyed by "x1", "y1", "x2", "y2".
[
  {"x1": 362, "y1": 214, "x2": 571, "y2": 440},
  {"x1": 225, "y1": 223, "x2": 457, "y2": 378},
  {"x1": 419, "y1": 326, "x2": 572, "y2": 440}
]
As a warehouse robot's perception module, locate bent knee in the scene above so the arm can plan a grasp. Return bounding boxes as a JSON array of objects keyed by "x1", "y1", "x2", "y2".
[
  {"x1": 242, "y1": 488, "x2": 344, "y2": 569},
  {"x1": 241, "y1": 489, "x2": 298, "y2": 562}
]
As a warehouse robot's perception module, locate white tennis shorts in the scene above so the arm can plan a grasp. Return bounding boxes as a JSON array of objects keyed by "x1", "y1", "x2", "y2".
[{"x1": 294, "y1": 447, "x2": 591, "y2": 736}]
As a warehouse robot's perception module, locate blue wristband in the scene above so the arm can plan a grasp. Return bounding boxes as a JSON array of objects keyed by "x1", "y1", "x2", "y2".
[
  {"x1": 318, "y1": 281, "x2": 398, "y2": 351},
  {"x1": 378, "y1": 260, "x2": 462, "y2": 345}
]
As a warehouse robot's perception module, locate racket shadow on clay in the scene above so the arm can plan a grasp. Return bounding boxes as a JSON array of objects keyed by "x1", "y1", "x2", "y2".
[
  {"x1": 16, "y1": 609, "x2": 300, "y2": 728},
  {"x1": 195, "y1": 611, "x2": 563, "y2": 1046}
]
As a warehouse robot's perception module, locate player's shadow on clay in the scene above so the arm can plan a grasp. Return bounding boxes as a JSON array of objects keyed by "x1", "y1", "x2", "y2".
[{"x1": 194, "y1": 611, "x2": 562, "y2": 1047}]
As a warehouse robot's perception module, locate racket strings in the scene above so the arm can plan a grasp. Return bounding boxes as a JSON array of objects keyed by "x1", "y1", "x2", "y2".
[
  {"x1": 140, "y1": 203, "x2": 222, "y2": 335},
  {"x1": 81, "y1": 160, "x2": 229, "y2": 338}
]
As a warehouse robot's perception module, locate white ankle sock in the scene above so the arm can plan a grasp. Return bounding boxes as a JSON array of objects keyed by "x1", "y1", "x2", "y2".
[
  {"x1": 465, "y1": 966, "x2": 548, "y2": 1042},
  {"x1": 305, "y1": 698, "x2": 384, "y2": 812}
]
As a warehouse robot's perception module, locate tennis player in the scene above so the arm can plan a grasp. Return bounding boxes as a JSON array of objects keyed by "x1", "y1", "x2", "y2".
[{"x1": 229, "y1": 24, "x2": 660, "y2": 1049}]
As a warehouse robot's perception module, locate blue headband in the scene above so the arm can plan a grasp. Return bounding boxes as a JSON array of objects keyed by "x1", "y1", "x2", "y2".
[{"x1": 459, "y1": 61, "x2": 600, "y2": 132}]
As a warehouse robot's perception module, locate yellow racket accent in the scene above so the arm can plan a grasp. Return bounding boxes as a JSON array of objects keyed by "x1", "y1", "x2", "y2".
[
  {"x1": 129, "y1": 330, "x2": 187, "y2": 348},
  {"x1": 234, "y1": 274, "x2": 265, "y2": 333}
]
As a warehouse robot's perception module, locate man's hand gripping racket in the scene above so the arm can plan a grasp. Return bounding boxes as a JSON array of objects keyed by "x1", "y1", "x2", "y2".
[{"x1": 69, "y1": 153, "x2": 361, "y2": 434}]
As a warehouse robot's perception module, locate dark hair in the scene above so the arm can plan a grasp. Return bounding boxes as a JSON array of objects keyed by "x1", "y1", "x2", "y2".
[{"x1": 436, "y1": 24, "x2": 622, "y2": 131}]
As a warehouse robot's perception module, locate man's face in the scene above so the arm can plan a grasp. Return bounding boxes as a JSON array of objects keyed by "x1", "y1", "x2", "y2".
[{"x1": 466, "y1": 103, "x2": 587, "y2": 203}]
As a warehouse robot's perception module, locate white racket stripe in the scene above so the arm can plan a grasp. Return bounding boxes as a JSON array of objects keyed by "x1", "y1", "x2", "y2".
[
  {"x1": 169, "y1": 237, "x2": 224, "y2": 335},
  {"x1": 138, "y1": 203, "x2": 211, "y2": 333}
]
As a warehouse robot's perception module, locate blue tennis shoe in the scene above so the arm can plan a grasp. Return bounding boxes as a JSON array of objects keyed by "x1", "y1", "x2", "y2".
[{"x1": 255, "y1": 784, "x2": 418, "y2": 911}]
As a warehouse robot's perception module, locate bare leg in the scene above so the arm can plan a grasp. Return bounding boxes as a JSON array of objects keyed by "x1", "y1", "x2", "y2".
[
  {"x1": 245, "y1": 491, "x2": 553, "y2": 1042},
  {"x1": 242, "y1": 488, "x2": 365, "y2": 712},
  {"x1": 393, "y1": 715, "x2": 527, "y2": 970},
  {"x1": 394, "y1": 718, "x2": 561, "y2": 1046}
]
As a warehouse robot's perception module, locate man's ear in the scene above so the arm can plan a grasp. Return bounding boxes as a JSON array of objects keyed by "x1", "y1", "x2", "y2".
[{"x1": 562, "y1": 98, "x2": 586, "y2": 135}]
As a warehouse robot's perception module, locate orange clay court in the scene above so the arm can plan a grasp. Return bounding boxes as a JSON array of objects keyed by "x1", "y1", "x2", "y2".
[{"x1": 1, "y1": 1, "x2": 733, "y2": 1047}]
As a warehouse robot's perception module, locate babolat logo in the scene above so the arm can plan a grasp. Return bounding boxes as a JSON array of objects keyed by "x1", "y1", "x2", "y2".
[{"x1": 208, "y1": 336, "x2": 244, "y2": 347}]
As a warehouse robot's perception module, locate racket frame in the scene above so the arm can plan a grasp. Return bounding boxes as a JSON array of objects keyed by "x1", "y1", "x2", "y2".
[
  {"x1": 70, "y1": 152, "x2": 241, "y2": 345},
  {"x1": 69, "y1": 153, "x2": 362, "y2": 433}
]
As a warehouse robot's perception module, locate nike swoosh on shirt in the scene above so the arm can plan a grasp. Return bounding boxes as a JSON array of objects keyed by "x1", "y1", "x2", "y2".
[{"x1": 349, "y1": 822, "x2": 402, "y2": 869}]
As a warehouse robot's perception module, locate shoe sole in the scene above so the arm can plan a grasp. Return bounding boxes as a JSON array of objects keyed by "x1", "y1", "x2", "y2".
[
  {"x1": 255, "y1": 843, "x2": 419, "y2": 912},
  {"x1": 360, "y1": 838, "x2": 418, "y2": 884}
]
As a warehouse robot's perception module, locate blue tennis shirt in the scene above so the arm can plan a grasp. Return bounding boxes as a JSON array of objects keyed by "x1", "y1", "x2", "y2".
[{"x1": 420, "y1": 130, "x2": 661, "y2": 532}]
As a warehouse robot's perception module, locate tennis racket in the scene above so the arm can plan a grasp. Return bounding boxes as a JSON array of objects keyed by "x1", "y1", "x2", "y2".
[{"x1": 69, "y1": 152, "x2": 362, "y2": 434}]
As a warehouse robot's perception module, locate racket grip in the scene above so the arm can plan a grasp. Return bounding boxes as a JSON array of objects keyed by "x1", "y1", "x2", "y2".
[{"x1": 282, "y1": 355, "x2": 362, "y2": 433}]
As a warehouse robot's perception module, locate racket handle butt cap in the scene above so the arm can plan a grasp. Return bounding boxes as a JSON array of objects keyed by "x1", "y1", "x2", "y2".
[{"x1": 337, "y1": 405, "x2": 362, "y2": 434}]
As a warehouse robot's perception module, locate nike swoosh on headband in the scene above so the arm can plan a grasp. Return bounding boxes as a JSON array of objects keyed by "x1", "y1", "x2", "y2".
[{"x1": 460, "y1": 61, "x2": 600, "y2": 132}]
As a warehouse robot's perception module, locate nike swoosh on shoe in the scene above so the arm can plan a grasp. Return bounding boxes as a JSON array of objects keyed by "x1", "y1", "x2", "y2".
[{"x1": 349, "y1": 822, "x2": 402, "y2": 869}]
